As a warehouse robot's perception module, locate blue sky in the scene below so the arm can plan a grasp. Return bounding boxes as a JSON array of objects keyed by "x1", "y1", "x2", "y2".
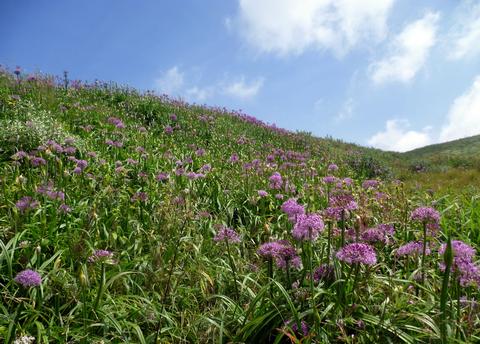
[{"x1": 2, "y1": 0, "x2": 480, "y2": 151}]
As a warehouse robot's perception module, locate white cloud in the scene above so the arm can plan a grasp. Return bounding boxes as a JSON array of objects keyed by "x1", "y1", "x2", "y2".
[
  {"x1": 369, "y1": 12, "x2": 439, "y2": 84},
  {"x1": 153, "y1": 66, "x2": 184, "y2": 95},
  {"x1": 368, "y1": 119, "x2": 433, "y2": 152},
  {"x1": 335, "y1": 98, "x2": 354, "y2": 122},
  {"x1": 223, "y1": 77, "x2": 264, "y2": 99},
  {"x1": 440, "y1": 75, "x2": 480, "y2": 142},
  {"x1": 153, "y1": 67, "x2": 263, "y2": 101},
  {"x1": 234, "y1": 0, "x2": 395, "y2": 56},
  {"x1": 448, "y1": 1, "x2": 480, "y2": 60},
  {"x1": 186, "y1": 86, "x2": 215, "y2": 102}
]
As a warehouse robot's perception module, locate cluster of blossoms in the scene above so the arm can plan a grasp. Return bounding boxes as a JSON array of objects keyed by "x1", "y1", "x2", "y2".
[
  {"x1": 257, "y1": 240, "x2": 302, "y2": 270},
  {"x1": 439, "y1": 240, "x2": 480, "y2": 287},
  {"x1": 213, "y1": 226, "x2": 241, "y2": 244},
  {"x1": 131, "y1": 191, "x2": 148, "y2": 203},
  {"x1": 336, "y1": 243, "x2": 377, "y2": 265},
  {"x1": 323, "y1": 176, "x2": 337, "y2": 184},
  {"x1": 313, "y1": 264, "x2": 335, "y2": 283},
  {"x1": 107, "y1": 116, "x2": 125, "y2": 129},
  {"x1": 258, "y1": 190, "x2": 268, "y2": 197},
  {"x1": 323, "y1": 191, "x2": 358, "y2": 221},
  {"x1": 105, "y1": 139, "x2": 123, "y2": 148},
  {"x1": 327, "y1": 163, "x2": 338, "y2": 172},
  {"x1": 284, "y1": 319, "x2": 309, "y2": 337},
  {"x1": 15, "y1": 196, "x2": 39, "y2": 213},
  {"x1": 269, "y1": 172, "x2": 283, "y2": 189},
  {"x1": 281, "y1": 198, "x2": 305, "y2": 222},
  {"x1": 411, "y1": 206, "x2": 440, "y2": 224},
  {"x1": 14, "y1": 269, "x2": 42, "y2": 287},
  {"x1": 292, "y1": 213, "x2": 324, "y2": 241},
  {"x1": 87, "y1": 250, "x2": 115, "y2": 264},
  {"x1": 156, "y1": 172, "x2": 169, "y2": 182},
  {"x1": 72, "y1": 159, "x2": 88, "y2": 174},
  {"x1": 362, "y1": 179, "x2": 380, "y2": 189},
  {"x1": 37, "y1": 182, "x2": 65, "y2": 201},
  {"x1": 361, "y1": 224, "x2": 395, "y2": 245},
  {"x1": 396, "y1": 241, "x2": 430, "y2": 257}
]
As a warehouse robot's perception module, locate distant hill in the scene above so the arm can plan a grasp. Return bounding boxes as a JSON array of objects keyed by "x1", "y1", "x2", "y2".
[{"x1": 403, "y1": 134, "x2": 480, "y2": 160}]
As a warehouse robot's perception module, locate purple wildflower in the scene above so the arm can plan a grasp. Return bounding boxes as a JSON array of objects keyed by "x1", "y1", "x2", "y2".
[
  {"x1": 281, "y1": 198, "x2": 305, "y2": 222},
  {"x1": 258, "y1": 190, "x2": 268, "y2": 197},
  {"x1": 396, "y1": 241, "x2": 430, "y2": 257},
  {"x1": 292, "y1": 213, "x2": 325, "y2": 241},
  {"x1": 411, "y1": 206, "x2": 440, "y2": 224},
  {"x1": 14, "y1": 269, "x2": 41, "y2": 287},
  {"x1": 323, "y1": 176, "x2": 337, "y2": 184},
  {"x1": 362, "y1": 179, "x2": 380, "y2": 189},
  {"x1": 88, "y1": 250, "x2": 114, "y2": 264},
  {"x1": 327, "y1": 163, "x2": 338, "y2": 171},
  {"x1": 131, "y1": 191, "x2": 148, "y2": 203},
  {"x1": 16, "y1": 196, "x2": 39, "y2": 213},
  {"x1": 361, "y1": 225, "x2": 394, "y2": 245},
  {"x1": 314, "y1": 264, "x2": 335, "y2": 283},
  {"x1": 285, "y1": 319, "x2": 309, "y2": 337},
  {"x1": 336, "y1": 243, "x2": 377, "y2": 265},
  {"x1": 269, "y1": 172, "x2": 283, "y2": 189},
  {"x1": 439, "y1": 240, "x2": 476, "y2": 259},
  {"x1": 59, "y1": 204, "x2": 71, "y2": 213},
  {"x1": 156, "y1": 172, "x2": 169, "y2": 181},
  {"x1": 213, "y1": 226, "x2": 241, "y2": 243},
  {"x1": 164, "y1": 125, "x2": 173, "y2": 134},
  {"x1": 30, "y1": 157, "x2": 46, "y2": 167}
]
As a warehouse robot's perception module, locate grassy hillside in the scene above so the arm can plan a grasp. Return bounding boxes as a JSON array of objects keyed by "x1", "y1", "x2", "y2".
[
  {"x1": 1, "y1": 69, "x2": 480, "y2": 343},
  {"x1": 404, "y1": 134, "x2": 480, "y2": 160}
]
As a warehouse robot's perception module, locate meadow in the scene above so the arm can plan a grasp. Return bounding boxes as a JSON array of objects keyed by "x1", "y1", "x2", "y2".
[{"x1": 1, "y1": 67, "x2": 480, "y2": 343}]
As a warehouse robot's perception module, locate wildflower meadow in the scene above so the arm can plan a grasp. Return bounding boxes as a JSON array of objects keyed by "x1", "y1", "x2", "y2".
[{"x1": 1, "y1": 67, "x2": 480, "y2": 343}]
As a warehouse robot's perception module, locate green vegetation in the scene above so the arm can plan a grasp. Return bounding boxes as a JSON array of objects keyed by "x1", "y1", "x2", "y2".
[{"x1": 1, "y1": 69, "x2": 479, "y2": 343}]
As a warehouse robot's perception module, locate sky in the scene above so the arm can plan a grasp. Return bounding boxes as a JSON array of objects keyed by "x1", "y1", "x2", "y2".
[{"x1": 1, "y1": 0, "x2": 480, "y2": 152}]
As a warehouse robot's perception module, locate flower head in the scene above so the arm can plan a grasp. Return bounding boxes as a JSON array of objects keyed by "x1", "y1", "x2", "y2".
[
  {"x1": 88, "y1": 250, "x2": 115, "y2": 264},
  {"x1": 396, "y1": 241, "x2": 430, "y2": 257},
  {"x1": 292, "y1": 213, "x2": 324, "y2": 241},
  {"x1": 336, "y1": 243, "x2": 377, "y2": 265},
  {"x1": 269, "y1": 172, "x2": 283, "y2": 189},
  {"x1": 16, "y1": 196, "x2": 39, "y2": 213},
  {"x1": 281, "y1": 198, "x2": 305, "y2": 222},
  {"x1": 213, "y1": 226, "x2": 241, "y2": 244},
  {"x1": 411, "y1": 206, "x2": 440, "y2": 224},
  {"x1": 14, "y1": 269, "x2": 41, "y2": 287}
]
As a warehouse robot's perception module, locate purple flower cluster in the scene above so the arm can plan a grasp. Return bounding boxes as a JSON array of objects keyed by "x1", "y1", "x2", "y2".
[
  {"x1": 14, "y1": 269, "x2": 42, "y2": 287},
  {"x1": 213, "y1": 226, "x2": 241, "y2": 244},
  {"x1": 439, "y1": 240, "x2": 480, "y2": 287},
  {"x1": 362, "y1": 179, "x2": 380, "y2": 189},
  {"x1": 314, "y1": 264, "x2": 335, "y2": 283},
  {"x1": 257, "y1": 240, "x2": 302, "y2": 269},
  {"x1": 361, "y1": 224, "x2": 394, "y2": 244},
  {"x1": 281, "y1": 198, "x2": 305, "y2": 222},
  {"x1": 396, "y1": 241, "x2": 430, "y2": 257},
  {"x1": 292, "y1": 213, "x2": 324, "y2": 241},
  {"x1": 268, "y1": 172, "x2": 283, "y2": 189},
  {"x1": 105, "y1": 139, "x2": 123, "y2": 148},
  {"x1": 131, "y1": 191, "x2": 148, "y2": 203},
  {"x1": 107, "y1": 116, "x2": 125, "y2": 129},
  {"x1": 16, "y1": 196, "x2": 39, "y2": 213},
  {"x1": 37, "y1": 182, "x2": 65, "y2": 201},
  {"x1": 88, "y1": 250, "x2": 114, "y2": 264},
  {"x1": 411, "y1": 206, "x2": 440, "y2": 224},
  {"x1": 336, "y1": 243, "x2": 377, "y2": 265},
  {"x1": 285, "y1": 319, "x2": 309, "y2": 337},
  {"x1": 258, "y1": 190, "x2": 268, "y2": 197},
  {"x1": 327, "y1": 163, "x2": 338, "y2": 171},
  {"x1": 439, "y1": 240, "x2": 476, "y2": 259}
]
